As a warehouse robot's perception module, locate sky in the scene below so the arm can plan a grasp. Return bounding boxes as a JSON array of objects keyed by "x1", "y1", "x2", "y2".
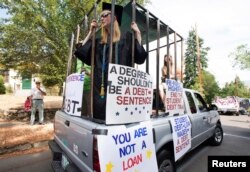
[
  {"x1": 146, "y1": 0, "x2": 250, "y2": 87},
  {"x1": 1, "y1": 0, "x2": 250, "y2": 88}
]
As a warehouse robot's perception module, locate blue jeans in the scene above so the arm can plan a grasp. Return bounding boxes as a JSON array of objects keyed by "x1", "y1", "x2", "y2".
[{"x1": 30, "y1": 99, "x2": 44, "y2": 124}]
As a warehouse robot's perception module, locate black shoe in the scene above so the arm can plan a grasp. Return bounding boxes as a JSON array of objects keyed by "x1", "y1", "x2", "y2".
[{"x1": 39, "y1": 122, "x2": 45, "y2": 125}]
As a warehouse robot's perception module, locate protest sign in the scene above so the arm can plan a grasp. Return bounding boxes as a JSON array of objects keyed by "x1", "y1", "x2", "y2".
[
  {"x1": 164, "y1": 79, "x2": 184, "y2": 116},
  {"x1": 64, "y1": 73, "x2": 84, "y2": 116},
  {"x1": 106, "y1": 64, "x2": 153, "y2": 124},
  {"x1": 169, "y1": 115, "x2": 191, "y2": 161},
  {"x1": 97, "y1": 121, "x2": 158, "y2": 172},
  {"x1": 213, "y1": 96, "x2": 239, "y2": 112}
]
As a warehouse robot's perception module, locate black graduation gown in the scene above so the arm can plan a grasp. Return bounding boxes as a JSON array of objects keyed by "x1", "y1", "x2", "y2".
[{"x1": 74, "y1": 31, "x2": 148, "y2": 120}]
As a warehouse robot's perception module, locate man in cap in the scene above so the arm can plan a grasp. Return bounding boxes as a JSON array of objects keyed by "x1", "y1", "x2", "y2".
[
  {"x1": 30, "y1": 79, "x2": 47, "y2": 125},
  {"x1": 74, "y1": 2, "x2": 148, "y2": 120}
]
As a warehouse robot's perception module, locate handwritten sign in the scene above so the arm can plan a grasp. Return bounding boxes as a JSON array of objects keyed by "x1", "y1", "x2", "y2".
[
  {"x1": 97, "y1": 121, "x2": 158, "y2": 172},
  {"x1": 214, "y1": 96, "x2": 239, "y2": 111},
  {"x1": 106, "y1": 64, "x2": 153, "y2": 124},
  {"x1": 164, "y1": 79, "x2": 184, "y2": 116},
  {"x1": 64, "y1": 73, "x2": 84, "y2": 116},
  {"x1": 169, "y1": 115, "x2": 191, "y2": 161}
]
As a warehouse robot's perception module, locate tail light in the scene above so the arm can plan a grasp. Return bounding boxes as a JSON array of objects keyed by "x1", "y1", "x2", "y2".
[{"x1": 93, "y1": 136, "x2": 101, "y2": 172}]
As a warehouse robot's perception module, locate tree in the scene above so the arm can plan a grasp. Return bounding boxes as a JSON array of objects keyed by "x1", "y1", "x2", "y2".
[
  {"x1": 0, "y1": 0, "x2": 148, "y2": 89},
  {"x1": 190, "y1": 70, "x2": 220, "y2": 104},
  {"x1": 0, "y1": 75, "x2": 6, "y2": 94},
  {"x1": 220, "y1": 76, "x2": 250, "y2": 98},
  {"x1": 229, "y1": 44, "x2": 250, "y2": 70},
  {"x1": 183, "y1": 27, "x2": 210, "y2": 89}
]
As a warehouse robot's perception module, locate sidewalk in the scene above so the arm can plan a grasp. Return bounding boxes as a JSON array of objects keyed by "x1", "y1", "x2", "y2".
[
  {"x1": 0, "y1": 95, "x2": 63, "y2": 111},
  {"x1": 0, "y1": 95, "x2": 63, "y2": 159},
  {"x1": 0, "y1": 95, "x2": 63, "y2": 120}
]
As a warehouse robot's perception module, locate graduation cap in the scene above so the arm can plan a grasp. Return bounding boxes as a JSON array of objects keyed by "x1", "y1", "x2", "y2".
[{"x1": 102, "y1": 2, "x2": 123, "y2": 26}]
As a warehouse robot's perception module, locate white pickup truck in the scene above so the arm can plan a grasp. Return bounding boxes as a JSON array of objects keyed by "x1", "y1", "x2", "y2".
[
  {"x1": 212, "y1": 96, "x2": 239, "y2": 115},
  {"x1": 49, "y1": 2, "x2": 223, "y2": 171},
  {"x1": 49, "y1": 85, "x2": 223, "y2": 172}
]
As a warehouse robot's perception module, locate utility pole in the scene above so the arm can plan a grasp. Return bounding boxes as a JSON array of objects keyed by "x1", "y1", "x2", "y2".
[
  {"x1": 195, "y1": 24, "x2": 203, "y2": 94},
  {"x1": 234, "y1": 77, "x2": 238, "y2": 96}
]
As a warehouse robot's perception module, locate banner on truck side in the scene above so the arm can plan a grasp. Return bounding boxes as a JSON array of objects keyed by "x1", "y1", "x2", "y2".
[
  {"x1": 213, "y1": 96, "x2": 239, "y2": 112},
  {"x1": 106, "y1": 64, "x2": 153, "y2": 124},
  {"x1": 169, "y1": 114, "x2": 191, "y2": 161},
  {"x1": 97, "y1": 121, "x2": 158, "y2": 172},
  {"x1": 64, "y1": 73, "x2": 84, "y2": 116},
  {"x1": 164, "y1": 79, "x2": 184, "y2": 116}
]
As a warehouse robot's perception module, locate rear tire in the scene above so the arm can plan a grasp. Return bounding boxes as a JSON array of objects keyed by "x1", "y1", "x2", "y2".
[
  {"x1": 157, "y1": 149, "x2": 176, "y2": 172},
  {"x1": 209, "y1": 125, "x2": 223, "y2": 146}
]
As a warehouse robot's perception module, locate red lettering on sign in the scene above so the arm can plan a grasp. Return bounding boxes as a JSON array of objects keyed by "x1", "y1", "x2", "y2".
[{"x1": 123, "y1": 154, "x2": 143, "y2": 171}]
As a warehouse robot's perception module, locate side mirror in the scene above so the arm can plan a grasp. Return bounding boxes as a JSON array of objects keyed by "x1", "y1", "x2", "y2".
[{"x1": 209, "y1": 104, "x2": 218, "y2": 111}]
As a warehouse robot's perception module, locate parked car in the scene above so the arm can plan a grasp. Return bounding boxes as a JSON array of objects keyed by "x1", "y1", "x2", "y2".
[{"x1": 238, "y1": 98, "x2": 250, "y2": 115}]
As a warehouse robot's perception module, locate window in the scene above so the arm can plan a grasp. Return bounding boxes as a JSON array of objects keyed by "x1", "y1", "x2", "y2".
[
  {"x1": 185, "y1": 91, "x2": 197, "y2": 114},
  {"x1": 194, "y1": 93, "x2": 208, "y2": 112}
]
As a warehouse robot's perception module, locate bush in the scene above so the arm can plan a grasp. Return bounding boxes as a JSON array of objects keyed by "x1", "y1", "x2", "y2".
[
  {"x1": 0, "y1": 75, "x2": 6, "y2": 94},
  {"x1": 6, "y1": 85, "x2": 13, "y2": 94}
]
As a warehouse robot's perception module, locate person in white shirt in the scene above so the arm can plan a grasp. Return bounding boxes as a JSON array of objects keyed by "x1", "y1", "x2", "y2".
[{"x1": 30, "y1": 79, "x2": 46, "y2": 125}]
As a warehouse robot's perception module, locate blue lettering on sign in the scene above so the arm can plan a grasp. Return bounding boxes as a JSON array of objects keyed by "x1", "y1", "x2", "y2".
[
  {"x1": 141, "y1": 140, "x2": 147, "y2": 149},
  {"x1": 176, "y1": 128, "x2": 190, "y2": 137},
  {"x1": 79, "y1": 74, "x2": 84, "y2": 81},
  {"x1": 166, "y1": 79, "x2": 182, "y2": 92},
  {"x1": 174, "y1": 116, "x2": 191, "y2": 132},
  {"x1": 134, "y1": 127, "x2": 148, "y2": 138},
  {"x1": 119, "y1": 143, "x2": 136, "y2": 158},
  {"x1": 112, "y1": 133, "x2": 131, "y2": 145},
  {"x1": 66, "y1": 74, "x2": 84, "y2": 82}
]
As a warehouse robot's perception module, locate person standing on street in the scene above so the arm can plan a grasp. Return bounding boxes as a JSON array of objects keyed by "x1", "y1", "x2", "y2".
[{"x1": 30, "y1": 79, "x2": 46, "y2": 125}]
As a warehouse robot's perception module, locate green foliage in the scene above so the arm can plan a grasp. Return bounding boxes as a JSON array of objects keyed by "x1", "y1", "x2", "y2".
[
  {"x1": 0, "y1": 75, "x2": 6, "y2": 94},
  {"x1": 183, "y1": 27, "x2": 210, "y2": 89},
  {"x1": 5, "y1": 84, "x2": 13, "y2": 94},
  {"x1": 229, "y1": 44, "x2": 250, "y2": 69},
  {"x1": 220, "y1": 76, "x2": 250, "y2": 98},
  {"x1": 190, "y1": 70, "x2": 220, "y2": 104},
  {"x1": 0, "y1": 0, "x2": 148, "y2": 88}
]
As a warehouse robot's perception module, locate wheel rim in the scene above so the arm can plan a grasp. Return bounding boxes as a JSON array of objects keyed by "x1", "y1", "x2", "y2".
[
  {"x1": 159, "y1": 159, "x2": 174, "y2": 172},
  {"x1": 214, "y1": 127, "x2": 222, "y2": 142}
]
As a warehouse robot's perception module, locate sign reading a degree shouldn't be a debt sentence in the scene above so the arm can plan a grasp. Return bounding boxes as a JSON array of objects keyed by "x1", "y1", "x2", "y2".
[{"x1": 106, "y1": 64, "x2": 153, "y2": 124}]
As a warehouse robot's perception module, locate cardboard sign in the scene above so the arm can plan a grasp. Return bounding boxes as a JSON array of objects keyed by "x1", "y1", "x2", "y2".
[
  {"x1": 64, "y1": 73, "x2": 84, "y2": 116},
  {"x1": 169, "y1": 115, "x2": 191, "y2": 161},
  {"x1": 106, "y1": 64, "x2": 153, "y2": 124},
  {"x1": 97, "y1": 121, "x2": 158, "y2": 172},
  {"x1": 164, "y1": 79, "x2": 184, "y2": 116}
]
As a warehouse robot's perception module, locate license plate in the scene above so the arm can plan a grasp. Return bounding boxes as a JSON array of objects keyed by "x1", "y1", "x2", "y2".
[{"x1": 61, "y1": 154, "x2": 69, "y2": 170}]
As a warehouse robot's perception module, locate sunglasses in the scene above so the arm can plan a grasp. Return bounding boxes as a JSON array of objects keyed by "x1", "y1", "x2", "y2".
[{"x1": 100, "y1": 12, "x2": 111, "y2": 18}]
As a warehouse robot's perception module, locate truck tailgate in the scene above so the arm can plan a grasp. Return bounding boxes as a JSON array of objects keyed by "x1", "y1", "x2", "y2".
[{"x1": 54, "y1": 110, "x2": 98, "y2": 171}]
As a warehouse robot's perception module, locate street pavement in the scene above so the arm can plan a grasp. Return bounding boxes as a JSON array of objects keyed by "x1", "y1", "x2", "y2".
[{"x1": 219, "y1": 114, "x2": 250, "y2": 129}]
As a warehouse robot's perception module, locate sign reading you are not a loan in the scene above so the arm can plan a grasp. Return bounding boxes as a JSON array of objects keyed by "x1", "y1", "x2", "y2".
[{"x1": 97, "y1": 121, "x2": 158, "y2": 172}]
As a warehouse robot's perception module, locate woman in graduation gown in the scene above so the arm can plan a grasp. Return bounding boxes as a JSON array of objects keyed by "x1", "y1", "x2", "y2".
[{"x1": 74, "y1": 2, "x2": 148, "y2": 120}]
